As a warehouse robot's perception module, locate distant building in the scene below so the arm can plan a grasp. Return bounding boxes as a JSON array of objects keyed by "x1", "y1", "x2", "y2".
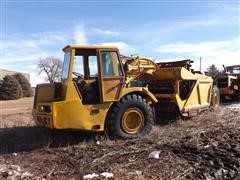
[{"x1": 0, "y1": 69, "x2": 30, "y2": 82}]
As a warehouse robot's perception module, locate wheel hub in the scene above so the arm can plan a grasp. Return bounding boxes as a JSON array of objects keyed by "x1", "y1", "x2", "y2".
[{"x1": 121, "y1": 108, "x2": 144, "y2": 134}]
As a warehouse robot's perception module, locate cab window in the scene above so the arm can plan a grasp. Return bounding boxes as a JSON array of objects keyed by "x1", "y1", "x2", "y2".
[
  {"x1": 89, "y1": 56, "x2": 98, "y2": 77},
  {"x1": 72, "y1": 56, "x2": 84, "y2": 78},
  {"x1": 101, "y1": 51, "x2": 122, "y2": 76},
  {"x1": 62, "y1": 52, "x2": 71, "y2": 80}
]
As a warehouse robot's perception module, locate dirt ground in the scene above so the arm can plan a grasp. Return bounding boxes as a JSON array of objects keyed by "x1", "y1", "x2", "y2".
[
  {"x1": 0, "y1": 98, "x2": 34, "y2": 128},
  {"x1": 0, "y1": 98, "x2": 239, "y2": 179}
]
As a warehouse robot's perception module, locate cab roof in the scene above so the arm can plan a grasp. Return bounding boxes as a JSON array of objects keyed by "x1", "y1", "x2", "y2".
[{"x1": 63, "y1": 45, "x2": 118, "y2": 52}]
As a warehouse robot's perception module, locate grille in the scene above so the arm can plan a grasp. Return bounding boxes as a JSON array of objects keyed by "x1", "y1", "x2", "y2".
[{"x1": 37, "y1": 116, "x2": 50, "y2": 126}]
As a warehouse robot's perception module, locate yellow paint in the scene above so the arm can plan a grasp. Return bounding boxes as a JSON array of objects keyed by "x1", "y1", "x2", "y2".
[
  {"x1": 52, "y1": 99, "x2": 111, "y2": 131},
  {"x1": 182, "y1": 80, "x2": 212, "y2": 112},
  {"x1": 121, "y1": 86, "x2": 158, "y2": 103},
  {"x1": 121, "y1": 107, "x2": 144, "y2": 134}
]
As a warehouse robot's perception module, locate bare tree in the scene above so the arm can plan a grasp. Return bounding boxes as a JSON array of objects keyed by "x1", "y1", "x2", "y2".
[{"x1": 38, "y1": 57, "x2": 63, "y2": 83}]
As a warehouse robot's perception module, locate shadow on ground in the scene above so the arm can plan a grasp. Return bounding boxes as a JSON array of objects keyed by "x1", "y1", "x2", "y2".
[
  {"x1": 155, "y1": 114, "x2": 181, "y2": 125},
  {"x1": 0, "y1": 126, "x2": 99, "y2": 154}
]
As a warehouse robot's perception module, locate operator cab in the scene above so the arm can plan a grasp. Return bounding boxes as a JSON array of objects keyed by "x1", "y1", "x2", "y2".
[
  {"x1": 62, "y1": 45, "x2": 125, "y2": 105},
  {"x1": 72, "y1": 48, "x2": 99, "y2": 104}
]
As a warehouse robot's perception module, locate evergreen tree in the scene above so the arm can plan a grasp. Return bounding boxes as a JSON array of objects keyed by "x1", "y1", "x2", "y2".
[
  {"x1": 13, "y1": 73, "x2": 33, "y2": 97},
  {"x1": 205, "y1": 64, "x2": 220, "y2": 84},
  {"x1": 0, "y1": 75, "x2": 23, "y2": 100}
]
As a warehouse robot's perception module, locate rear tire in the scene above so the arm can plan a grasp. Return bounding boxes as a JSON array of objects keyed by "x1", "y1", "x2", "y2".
[
  {"x1": 210, "y1": 86, "x2": 220, "y2": 109},
  {"x1": 106, "y1": 94, "x2": 154, "y2": 139}
]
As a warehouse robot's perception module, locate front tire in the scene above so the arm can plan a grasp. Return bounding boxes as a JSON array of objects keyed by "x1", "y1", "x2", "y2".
[{"x1": 106, "y1": 94, "x2": 154, "y2": 139}]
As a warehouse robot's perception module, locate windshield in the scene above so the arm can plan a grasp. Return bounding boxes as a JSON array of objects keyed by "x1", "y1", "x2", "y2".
[
  {"x1": 226, "y1": 66, "x2": 240, "y2": 75},
  {"x1": 62, "y1": 52, "x2": 71, "y2": 80}
]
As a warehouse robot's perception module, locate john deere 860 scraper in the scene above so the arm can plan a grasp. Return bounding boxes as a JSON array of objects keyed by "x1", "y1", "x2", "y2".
[{"x1": 33, "y1": 45, "x2": 218, "y2": 138}]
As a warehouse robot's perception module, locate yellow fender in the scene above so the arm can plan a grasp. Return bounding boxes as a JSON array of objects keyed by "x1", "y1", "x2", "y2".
[{"x1": 120, "y1": 87, "x2": 158, "y2": 103}]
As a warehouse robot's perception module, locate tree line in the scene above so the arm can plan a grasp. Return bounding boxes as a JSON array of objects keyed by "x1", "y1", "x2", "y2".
[
  {"x1": 0, "y1": 57, "x2": 62, "y2": 101},
  {"x1": 0, "y1": 73, "x2": 33, "y2": 100}
]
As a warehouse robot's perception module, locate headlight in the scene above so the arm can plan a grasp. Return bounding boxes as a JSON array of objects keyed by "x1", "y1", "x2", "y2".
[
  {"x1": 39, "y1": 105, "x2": 51, "y2": 113},
  {"x1": 40, "y1": 106, "x2": 44, "y2": 111}
]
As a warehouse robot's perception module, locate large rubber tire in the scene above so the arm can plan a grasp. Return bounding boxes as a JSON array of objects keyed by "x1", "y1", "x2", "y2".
[
  {"x1": 210, "y1": 86, "x2": 220, "y2": 109},
  {"x1": 106, "y1": 94, "x2": 154, "y2": 139}
]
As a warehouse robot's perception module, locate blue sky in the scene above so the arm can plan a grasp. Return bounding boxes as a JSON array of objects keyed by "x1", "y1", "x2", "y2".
[{"x1": 1, "y1": 0, "x2": 239, "y2": 86}]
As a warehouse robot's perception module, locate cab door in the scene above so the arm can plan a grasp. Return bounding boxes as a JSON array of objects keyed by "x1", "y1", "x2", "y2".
[{"x1": 98, "y1": 50, "x2": 125, "y2": 102}]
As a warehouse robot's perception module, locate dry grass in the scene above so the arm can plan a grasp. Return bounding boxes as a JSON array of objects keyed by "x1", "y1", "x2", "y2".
[
  {"x1": 0, "y1": 98, "x2": 239, "y2": 179},
  {"x1": 0, "y1": 97, "x2": 34, "y2": 128}
]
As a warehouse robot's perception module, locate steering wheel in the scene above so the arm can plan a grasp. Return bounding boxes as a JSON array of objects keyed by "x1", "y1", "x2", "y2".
[{"x1": 72, "y1": 71, "x2": 84, "y2": 79}]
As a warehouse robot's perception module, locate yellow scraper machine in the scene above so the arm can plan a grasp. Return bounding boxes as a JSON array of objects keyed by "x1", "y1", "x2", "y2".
[
  {"x1": 217, "y1": 65, "x2": 240, "y2": 102},
  {"x1": 33, "y1": 45, "x2": 219, "y2": 138}
]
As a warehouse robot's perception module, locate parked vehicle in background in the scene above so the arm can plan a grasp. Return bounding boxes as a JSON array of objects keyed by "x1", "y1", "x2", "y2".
[{"x1": 217, "y1": 65, "x2": 240, "y2": 102}]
